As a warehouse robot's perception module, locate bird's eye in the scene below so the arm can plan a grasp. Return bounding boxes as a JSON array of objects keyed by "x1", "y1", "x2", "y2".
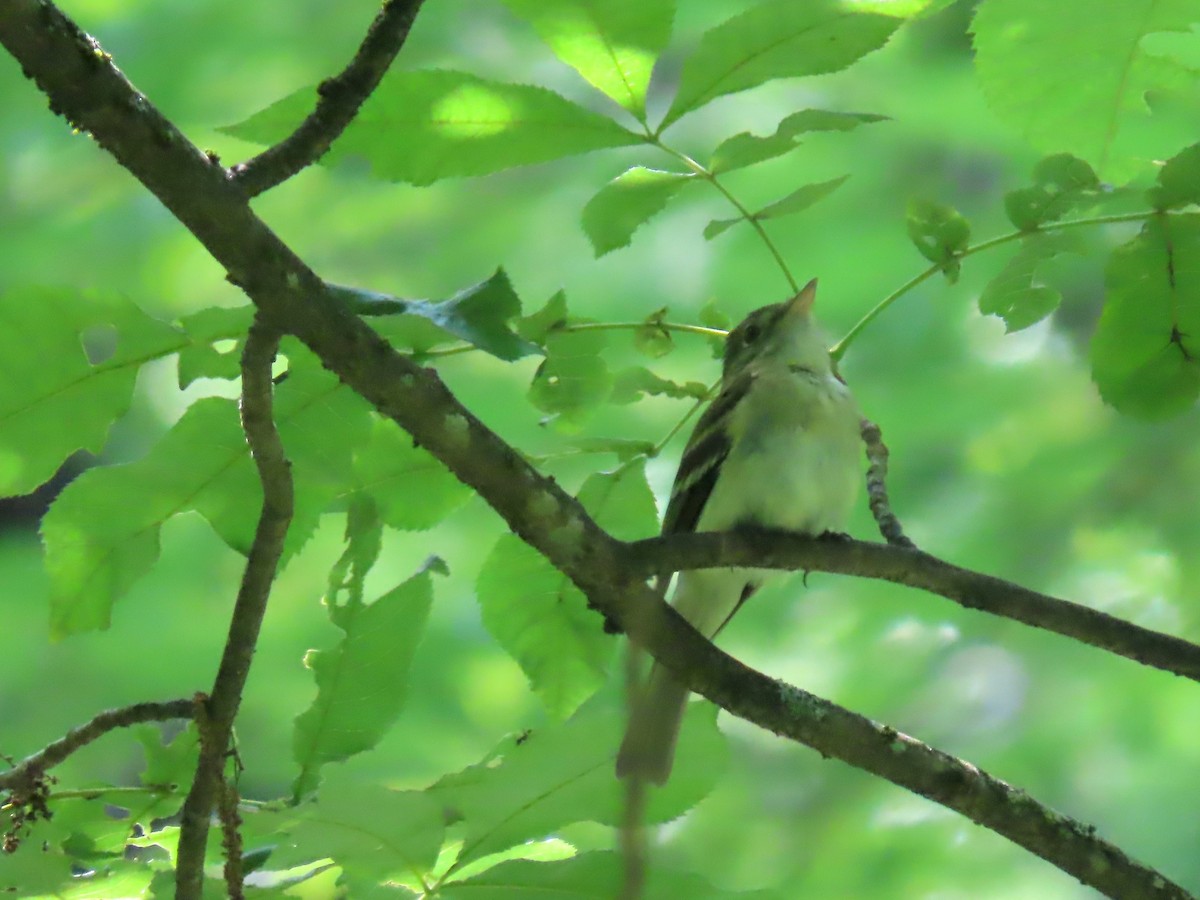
[{"x1": 743, "y1": 323, "x2": 761, "y2": 343}]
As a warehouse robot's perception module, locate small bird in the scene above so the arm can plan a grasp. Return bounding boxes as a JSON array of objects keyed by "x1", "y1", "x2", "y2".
[{"x1": 616, "y1": 279, "x2": 862, "y2": 784}]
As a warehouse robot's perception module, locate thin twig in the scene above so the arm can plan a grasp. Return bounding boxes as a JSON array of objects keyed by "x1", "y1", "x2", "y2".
[
  {"x1": 175, "y1": 321, "x2": 293, "y2": 900},
  {"x1": 860, "y1": 417, "x2": 914, "y2": 547},
  {"x1": 0, "y1": 700, "x2": 193, "y2": 793},
  {"x1": 627, "y1": 531, "x2": 1200, "y2": 683},
  {"x1": 230, "y1": 0, "x2": 426, "y2": 196},
  {"x1": 218, "y1": 778, "x2": 245, "y2": 900}
]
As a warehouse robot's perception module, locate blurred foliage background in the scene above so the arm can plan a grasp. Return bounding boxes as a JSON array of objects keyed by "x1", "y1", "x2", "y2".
[{"x1": 4, "y1": 0, "x2": 1200, "y2": 897}]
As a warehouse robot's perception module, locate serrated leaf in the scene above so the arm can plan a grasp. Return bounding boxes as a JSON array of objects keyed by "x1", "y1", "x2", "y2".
[
  {"x1": 502, "y1": 0, "x2": 674, "y2": 118},
  {"x1": 973, "y1": 0, "x2": 1199, "y2": 179},
  {"x1": 710, "y1": 109, "x2": 885, "y2": 174},
  {"x1": 223, "y1": 70, "x2": 642, "y2": 186},
  {"x1": 43, "y1": 348, "x2": 372, "y2": 637},
  {"x1": 0, "y1": 288, "x2": 183, "y2": 498},
  {"x1": 1091, "y1": 214, "x2": 1200, "y2": 417},
  {"x1": 517, "y1": 291, "x2": 569, "y2": 344},
  {"x1": 428, "y1": 698, "x2": 726, "y2": 870},
  {"x1": 979, "y1": 233, "x2": 1078, "y2": 331},
  {"x1": 334, "y1": 269, "x2": 539, "y2": 361},
  {"x1": 177, "y1": 305, "x2": 254, "y2": 388},
  {"x1": 1151, "y1": 142, "x2": 1200, "y2": 209},
  {"x1": 528, "y1": 329, "x2": 612, "y2": 427},
  {"x1": 707, "y1": 176, "x2": 849, "y2": 240},
  {"x1": 326, "y1": 496, "x2": 384, "y2": 607},
  {"x1": 1004, "y1": 154, "x2": 1101, "y2": 231},
  {"x1": 906, "y1": 197, "x2": 970, "y2": 282},
  {"x1": 611, "y1": 366, "x2": 709, "y2": 404},
  {"x1": 440, "y1": 851, "x2": 782, "y2": 899},
  {"x1": 475, "y1": 463, "x2": 657, "y2": 717},
  {"x1": 581, "y1": 167, "x2": 695, "y2": 257},
  {"x1": 662, "y1": 0, "x2": 909, "y2": 129},
  {"x1": 634, "y1": 307, "x2": 673, "y2": 358},
  {"x1": 292, "y1": 565, "x2": 438, "y2": 798},
  {"x1": 264, "y1": 768, "x2": 443, "y2": 880},
  {"x1": 353, "y1": 419, "x2": 472, "y2": 530}
]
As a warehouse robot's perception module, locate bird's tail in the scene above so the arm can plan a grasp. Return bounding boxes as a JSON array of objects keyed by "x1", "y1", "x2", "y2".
[{"x1": 615, "y1": 665, "x2": 690, "y2": 785}]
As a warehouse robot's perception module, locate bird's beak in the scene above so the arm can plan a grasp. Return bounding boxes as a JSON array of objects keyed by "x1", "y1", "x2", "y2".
[{"x1": 784, "y1": 278, "x2": 818, "y2": 319}]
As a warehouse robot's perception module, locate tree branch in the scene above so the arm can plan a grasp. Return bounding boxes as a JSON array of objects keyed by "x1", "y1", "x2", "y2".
[
  {"x1": 1, "y1": 6, "x2": 1193, "y2": 898},
  {"x1": 229, "y1": 0, "x2": 426, "y2": 196},
  {"x1": 0, "y1": 700, "x2": 193, "y2": 794},
  {"x1": 175, "y1": 321, "x2": 293, "y2": 900},
  {"x1": 624, "y1": 531, "x2": 1200, "y2": 682}
]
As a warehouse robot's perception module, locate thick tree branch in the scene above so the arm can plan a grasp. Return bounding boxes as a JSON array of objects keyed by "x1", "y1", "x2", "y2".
[
  {"x1": 0, "y1": 700, "x2": 193, "y2": 794},
  {"x1": 1, "y1": 6, "x2": 1194, "y2": 898},
  {"x1": 175, "y1": 322, "x2": 293, "y2": 900},
  {"x1": 626, "y1": 531, "x2": 1200, "y2": 682},
  {"x1": 229, "y1": 0, "x2": 426, "y2": 196}
]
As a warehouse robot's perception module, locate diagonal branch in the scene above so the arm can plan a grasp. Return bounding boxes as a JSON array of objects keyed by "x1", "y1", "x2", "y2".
[
  {"x1": 230, "y1": 0, "x2": 427, "y2": 196},
  {"x1": 0, "y1": 700, "x2": 194, "y2": 794},
  {"x1": 626, "y1": 530, "x2": 1200, "y2": 682},
  {"x1": 1, "y1": 5, "x2": 1194, "y2": 898},
  {"x1": 175, "y1": 321, "x2": 293, "y2": 900}
]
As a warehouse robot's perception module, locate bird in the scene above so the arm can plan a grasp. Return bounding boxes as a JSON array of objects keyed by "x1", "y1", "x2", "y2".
[{"x1": 616, "y1": 279, "x2": 862, "y2": 784}]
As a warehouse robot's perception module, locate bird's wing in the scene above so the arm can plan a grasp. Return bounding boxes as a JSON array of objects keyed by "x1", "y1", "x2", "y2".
[{"x1": 660, "y1": 370, "x2": 754, "y2": 537}]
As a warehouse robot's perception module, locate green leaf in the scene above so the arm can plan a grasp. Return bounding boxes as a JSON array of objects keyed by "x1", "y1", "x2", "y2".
[
  {"x1": 475, "y1": 463, "x2": 657, "y2": 717},
  {"x1": 177, "y1": 305, "x2": 253, "y2": 388},
  {"x1": 325, "y1": 496, "x2": 384, "y2": 607},
  {"x1": 1091, "y1": 214, "x2": 1200, "y2": 417},
  {"x1": 581, "y1": 167, "x2": 695, "y2": 257},
  {"x1": 699, "y1": 300, "x2": 731, "y2": 357},
  {"x1": 517, "y1": 291, "x2": 569, "y2": 345},
  {"x1": 264, "y1": 767, "x2": 443, "y2": 881},
  {"x1": 333, "y1": 269, "x2": 539, "y2": 361},
  {"x1": 502, "y1": 0, "x2": 674, "y2": 118},
  {"x1": 1151, "y1": 142, "x2": 1200, "y2": 209},
  {"x1": 1004, "y1": 154, "x2": 1101, "y2": 231},
  {"x1": 706, "y1": 176, "x2": 849, "y2": 240},
  {"x1": 661, "y1": 0, "x2": 909, "y2": 129},
  {"x1": 428, "y1": 698, "x2": 727, "y2": 870},
  {"x1": 528, "y1": 329, "x2": 612, "y2": 427},
  {"x1": 710, "y1": 109, "x2": 885, "y2": 174},
  {"x1": 979, "y1": 233, "x2": 1078, "y2": 332},
  {"x1": 440, "y1": 851, "x2": 782, "y2": 899},
  {"x1": 611, "y1": 366, "x2": 709, "y2": 404},
  {"x1": 566, "y1": 436, "x2": 656, "y2": 462},
  {"x1": 634, "y1": 307, "x2": 673, "y2": 358},
  {"x1": 223, "y1": 70, "x2": 642, "y2": 186},
  {"x1": 135, "y1": 724, "x2": 200, "y2": 790},
  {"x1": 43, "y1": 348, "x2": 372, "y2": 637},
  {"x1": 292, "y1": 562, "x2": 439, "y2": 798},
  {"x1": 972, "y1": 0, "x2": 1199, "y2": 179},
  {"x1": 352, "y1": 418, "x2": 472, "y2": 531},
  {"x1": 0, "y1": 287, "x2": 182, "y2": 498},
  {"x1": 906, "y1": 198, "x2": 970, "y2": 282}
]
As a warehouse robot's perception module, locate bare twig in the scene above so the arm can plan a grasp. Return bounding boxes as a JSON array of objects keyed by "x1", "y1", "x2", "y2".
[
  {"x1": 2, "y1": 7, "x2": 1194, "y2": 897},
  {"x1": 627, "y1": 531, "x2": 1200, "y2": 683},
  {"x1": 0, "y1": 700, "x2": 193, "y2": 794},
  {"x1": 861, "y1": 416, "x2": 915, "y2": 547},
  {"x1": 218, "y1": 778, "x2": 245, "y2": 900},
  {"x1": 230, "y1": 0, "x2": 426, "y2": 196},
  {"x1": 175, "y1": 322, "x2": 293, "y2": 900}
]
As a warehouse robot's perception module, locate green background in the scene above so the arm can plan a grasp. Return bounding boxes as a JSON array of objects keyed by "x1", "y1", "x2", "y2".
[{"x1": 3, "y1": 1, "x2": 1200, "y2": 897}]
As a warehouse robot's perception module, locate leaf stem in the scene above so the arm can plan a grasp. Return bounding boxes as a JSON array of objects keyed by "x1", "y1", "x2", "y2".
[
  {"x1": 830, "y1": 210, "x2": 1155, "y2": 361},
  {"x1": 649, "y1": 139, "x2": 800, "y2": 294}
]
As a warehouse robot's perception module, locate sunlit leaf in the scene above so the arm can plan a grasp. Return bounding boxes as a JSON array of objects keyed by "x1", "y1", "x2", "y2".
[
  {"x1": 475, "y1": 463, "x2": 657, "y2": 717},
  {"x1": 706, "y1": 176, "x2": 849, "y2": 239},
  {"x1": 581, "y1": 167, "x2": 695, "y2": 257},
  {"x1": 662, "y1": 0, "x2": 909, "y2": 129},
  {"x1": 502, "y1": 0, "x2": 674, "y2": 118},
  {"x1": 1091, "y1": 214, "x2": 1200, "y2": 417},
  {"x1": 710, "y1": 109, "x2": 885, "y2": 174},
  {"x1": 427, "y1": 698, "x2": 726, "y2": 870},
  {"x1": 906, "y1": 197, "x2": 970, "y2": 282},
  {"x1": 979, "y1": 233, "x2": 1078, "y2": 331},
  {"x1": 292, "y1": 562, "x2": 440, "y2": 798},
  {"x1": 177, "y1": 304, "x2": 253, "y2": 388},
  {"x1": 0, "y1": 287, "x2": 182, "y2": 498},
  {"x1": 223, "y1": 70, "x2": 642, "y2": 185},
  {"x1": 973, "y1": 0, "x2": 1199, "y2": 179},
  {"x1": 1004, "y1": 154, "x2": 1101, "y2": 231}
]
